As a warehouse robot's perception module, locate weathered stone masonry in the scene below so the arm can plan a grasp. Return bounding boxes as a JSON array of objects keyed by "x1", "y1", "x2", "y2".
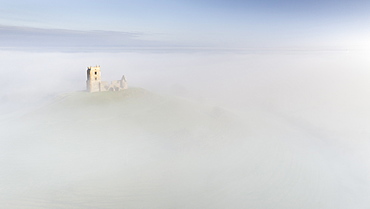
[{"x1": 86, "y1": 66, "x2": 128, "y2": 92}]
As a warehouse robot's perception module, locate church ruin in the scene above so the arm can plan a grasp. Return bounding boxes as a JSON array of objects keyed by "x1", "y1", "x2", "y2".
[{"x1": 86, "y1": 66, "x2": 128, "y2": 92}]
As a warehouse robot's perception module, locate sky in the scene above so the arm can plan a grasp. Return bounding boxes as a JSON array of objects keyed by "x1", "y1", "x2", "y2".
[{"x1": 1, "y1": 0, "x2": 370, "y2": 51}]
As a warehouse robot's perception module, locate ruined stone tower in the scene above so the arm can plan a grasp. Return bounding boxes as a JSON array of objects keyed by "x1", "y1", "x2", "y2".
[
  {"x1": 86, "y1": 66, "x2": 128, "y2": 93},
  {"x1": 86, "y1": 66, "x2": 102, "y2": 92}
]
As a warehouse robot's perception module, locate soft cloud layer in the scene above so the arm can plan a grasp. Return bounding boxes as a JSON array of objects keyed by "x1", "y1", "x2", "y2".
[
  {"x1": 0, "y1": 25, "x2": 174, "y2": 52},
  {"x1": 2, "y1": 24, "x2": 367, "y2": 54},
  {"x1": 1, "y1": 50, "x2": 370, "y2": 208}
]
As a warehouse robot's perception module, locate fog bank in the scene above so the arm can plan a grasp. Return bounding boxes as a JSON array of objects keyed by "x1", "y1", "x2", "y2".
[{"x1": 1, "y1": 50, "x2": 370, "y2": 208}]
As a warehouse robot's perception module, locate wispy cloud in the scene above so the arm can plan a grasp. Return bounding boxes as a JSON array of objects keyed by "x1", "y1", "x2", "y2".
[
  {"x1": 0, "y1": 25, "x2": 177, "y2": 52},
  {"x1": 0, "y1": 25, "x2": 243, "y2": 53},
  {"x1": 0, "y1": 25, "x2": 356, "y2": 53}
]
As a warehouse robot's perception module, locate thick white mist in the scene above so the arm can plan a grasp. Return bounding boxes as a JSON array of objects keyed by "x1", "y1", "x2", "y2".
[{"x1": 1, "y1": 50, "x2": 370, "y2": 208}]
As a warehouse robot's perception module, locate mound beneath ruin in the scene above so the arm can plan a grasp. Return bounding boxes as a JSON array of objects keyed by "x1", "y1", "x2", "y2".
[{"x1": 1, "y1": 88, "x2": 369, "y2": 209}]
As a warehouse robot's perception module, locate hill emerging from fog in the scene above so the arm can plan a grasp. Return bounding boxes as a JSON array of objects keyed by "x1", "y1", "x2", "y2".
[
  {"x1": 24, "y1": 88, "x2": 244, "y2": 148},
  {"x1": 1, "y1": 88, "x2": 370, "y2": 209}
]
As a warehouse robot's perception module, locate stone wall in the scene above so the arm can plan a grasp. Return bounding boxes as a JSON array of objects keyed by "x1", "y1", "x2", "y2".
[{"x1": 86, "y1": 66, "x2": 128, "y2": 92}]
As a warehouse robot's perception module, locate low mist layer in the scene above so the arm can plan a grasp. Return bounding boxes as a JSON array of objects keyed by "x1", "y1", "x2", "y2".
[{"x1": 1, "y1": 50, "x2": 370, "y2": 208}]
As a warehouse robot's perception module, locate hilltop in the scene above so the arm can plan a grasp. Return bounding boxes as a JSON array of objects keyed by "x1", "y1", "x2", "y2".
[
  {"x1": 22, "y1": 88, "x2": 244, "y2": 148},
  {"x1": 1, "y1": 88, "x2": 370, "y2": 209}
]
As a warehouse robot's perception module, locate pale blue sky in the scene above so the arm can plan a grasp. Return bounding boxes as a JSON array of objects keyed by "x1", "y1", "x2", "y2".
[{"x1": 0, "y1": 0, "x2": 370, "y2": 51}]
